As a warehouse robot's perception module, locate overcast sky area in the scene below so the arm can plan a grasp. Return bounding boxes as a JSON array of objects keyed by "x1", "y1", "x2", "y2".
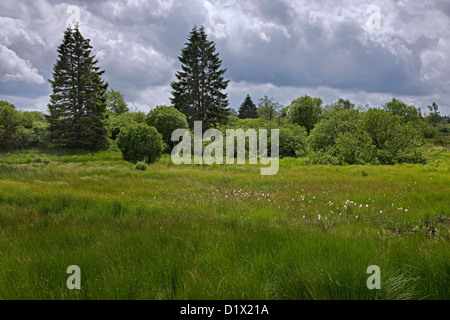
[{"x1": 1, "y1": 0, "x2": 449, "y2": 116}]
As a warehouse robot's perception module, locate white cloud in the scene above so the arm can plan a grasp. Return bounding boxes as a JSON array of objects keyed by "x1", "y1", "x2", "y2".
[{"x1": 0, "y1": 45, "x2": 45, "y2": 84}]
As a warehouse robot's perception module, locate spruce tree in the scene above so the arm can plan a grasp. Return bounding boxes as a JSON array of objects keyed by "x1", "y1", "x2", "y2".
[
  {"x1": 48, "y1": 26, "x2": 108, "y2": 149},
  {"x1": 171, "y1": 26, "x2": 230, "y2": 130},
  {"x1": 238, "y1": 94, "x2": 258, "y2": 119}
]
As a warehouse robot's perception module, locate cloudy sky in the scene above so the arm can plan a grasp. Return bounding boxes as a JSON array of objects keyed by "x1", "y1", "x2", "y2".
[{"x1": 1, "y1": 0, "x2": 449, "y2": 116}]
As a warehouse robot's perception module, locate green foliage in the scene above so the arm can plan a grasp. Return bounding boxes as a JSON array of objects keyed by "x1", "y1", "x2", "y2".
[
  {"x1": 360, "y1": 109, "x2": 426, "y2": 164},
  {"x1": 0, "y1": 101, "x2": 22, "y2": 151},
  {"x1": 135, "y1": 161, "x2": 148, "y2": 171},
  {"x1": 106, "y1": 89, "x2": 129, "y2": 115},
  {"x1": 426, "y1": 102, "x2": 441, "y2": 127},
  {"x1": 238, "y1": 94, "x2": 258, "y2": 119},
  {"x1": 384, "y1": 98, "x2": 422, "y2": 124},
  {"x1": 257, "y1": 96, "x2": 283, "y2": 122},
  {"x1": 117, "y1": 123, "x2": 163, "y2": 164},
  {"x1": 218, "y1": 117, "x2": 307, "y2": 158},
  {"x1": 171, "y1": 26, "x2": 230, "y2": 129},
  {"x1": 308, "y1": 109, "x2": 361, "y2": 152},
  {"x1": 107, "y1": 112, "x2": 147, "y2": 140},
  {"x1": 287, "y1": 95, "x2": 323, "y2": 134},
  {"x1": 325, "y1": 98, "x2": 356, "y2": 112},
  {"x1": 146, "y1": 105, "x2": 189, "y2": 150},
  {"x1": 331, "y1": 131, "x2": 376, "y2": 165},
  {"x1": 278, "y1": 124, "x2": 308, "y2": 157},
  {"x1": 421, "y1": 124, "x2": 438, "y2": 139},
  {"x1": 48, "y1": 27, "x2": 109, "y2": 149},
  {"x1": 0, "y1": 101, "x2": 50, "y2": 151},
  {"x1": 309, "y1": 108, "x2": 426, "y2": 165}
]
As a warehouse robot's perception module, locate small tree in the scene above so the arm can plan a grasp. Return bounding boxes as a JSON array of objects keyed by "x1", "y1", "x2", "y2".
[
  {"x1": 117, "y1": 124, "x2": 163, "y2": 164},
  {"x1": 257, "y1": 96, "x2": 282, "y2": 122},
  {"x1": 427, "y1": 102, "x2": 441, "y2": 127},
  {"x1": 238, "y1": 94, "x2": 258, "y2": 119},
  {"x1": 287, "y1": 95, "x2": 323, "y2": 134},
  {"x1": 106, "y1": 89, "x2": 129, "y2": 115},
  {"x1": 146, "y1": 106, "x2": 189, "y2": 150}
]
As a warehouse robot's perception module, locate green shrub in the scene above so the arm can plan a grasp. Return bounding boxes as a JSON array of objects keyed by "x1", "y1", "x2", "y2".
[
  {"x1": 308, "y1": 109, "x2": 361, "y2": 152},
  {"x1": 331, "y1": 130, "x2": 376, "y2": 164},
  {"x1": 147, "y1": 106, "x2": 189, "y2": 150},
  {"x1": 361, "y1": 110, "x2": 425, "y2": 164},
  {"x1": 107, "y1": 112, "x2": 146, "y2": 140},
  {"x1": 117, "y1": 124, "x2": 163, "y2": 164},
  {"x1": 0, "y1": 101, "x2": 50, "y2": 151},
  {"x1": 279, "y1": 124, "x2": 308, "y2": 157},
  {"x1": 308, "y1": 108, "x2": 426, "y2": 165},
  {"x1": 422, "y1": 124, "x2": 438, "y2": 138},
  {"x1": 135, "y1": 161, "x2": 148, "y2": 171},
  {"x1": 306, "y1": 150, "x2": 340, "y2": 165}
]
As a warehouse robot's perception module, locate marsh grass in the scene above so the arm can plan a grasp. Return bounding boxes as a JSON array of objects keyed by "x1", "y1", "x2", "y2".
[{"x1": 0, "y1": 149, "x2": 448, "y2": 299}]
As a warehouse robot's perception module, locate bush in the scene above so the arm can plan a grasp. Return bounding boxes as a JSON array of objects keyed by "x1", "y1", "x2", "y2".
[
  {"x1": 421, "y1": 123, "x2": 438, "y2": 138},
  {"x1": 306, "y1": 150, "x2": 341, "y2": 165},
  {"x1": 146, "y1": 106, "x2": 189, "y2": 150},
  {"x1": 361, "y1": 109, "x2": 425, "y2": 164},
  {"x1": 217, "y1": 118, "x2": 307, "y2": 159},
  {"x1": 279, "y1": 124, "x2": 308, "y2": 157},
  {"x1": 117, "y1": 123, "x2": 164, "y2": 164},
  {"x1": 308, "y1": 108, "x2": 426, "y2": 165},
  {"x1": 0, "y1": 101, "x2": 22, "y2": 151},
  {"x1": 331, "y1": 130, "x2": 376, "y2": 164},
  {"x1": 0, "y1": 101, "x2": 50, "y2": 151},
  {"x1": 308, "y1": 109, "x2": 361, "y2": 152},
  {"x1": 107, "y1": 112, "x2": 146, "y2": 140},
  {"x1": 135, "y1": 161, "x2": 148, "y2": 171}
]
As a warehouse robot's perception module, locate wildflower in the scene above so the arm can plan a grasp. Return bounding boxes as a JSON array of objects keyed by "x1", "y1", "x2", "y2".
[{"x1": 318, "y1": 214, "x2": 321, "y2": 220}]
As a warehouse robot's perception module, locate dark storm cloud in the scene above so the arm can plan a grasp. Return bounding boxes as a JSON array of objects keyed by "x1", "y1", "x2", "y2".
[{"x1": 0, "y1": 0, "x2": 449, "y2": 114}]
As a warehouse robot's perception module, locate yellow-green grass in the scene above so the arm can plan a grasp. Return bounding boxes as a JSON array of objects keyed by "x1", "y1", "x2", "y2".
[{"x1": 0, "y1": 149, "x2": 448, "y2": 300}]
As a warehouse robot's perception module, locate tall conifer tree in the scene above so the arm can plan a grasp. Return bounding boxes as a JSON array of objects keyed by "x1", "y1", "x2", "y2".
[
  {"x1": 171, "y1": 26, "x2": 230, "y2": 130},
  {"x1": 48, "y1": 26, "x2": 108, "y2": 148}
]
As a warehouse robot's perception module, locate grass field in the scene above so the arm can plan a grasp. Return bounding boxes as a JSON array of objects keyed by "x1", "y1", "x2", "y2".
[{"x1": 0, "y1": 145, "x2": 449, "y2": 300}]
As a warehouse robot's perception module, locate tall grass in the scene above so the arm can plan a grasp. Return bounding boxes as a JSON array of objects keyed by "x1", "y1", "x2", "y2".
[{"x1": 0, "y1": 149, "x2": 448, "y2": 299}]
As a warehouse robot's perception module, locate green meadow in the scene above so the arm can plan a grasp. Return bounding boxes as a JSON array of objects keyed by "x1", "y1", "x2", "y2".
[{"x1": 0, "y1": 145, "x2": 448, "y2": 300}]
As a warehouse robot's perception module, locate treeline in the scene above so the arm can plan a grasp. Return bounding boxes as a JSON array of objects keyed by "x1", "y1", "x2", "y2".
[
  {"x1": 229, "y1": 95, "x2": 447, "y2": 164},
  {"x1": 1, "y1": 25, "x2": 449, "y2": 167}
]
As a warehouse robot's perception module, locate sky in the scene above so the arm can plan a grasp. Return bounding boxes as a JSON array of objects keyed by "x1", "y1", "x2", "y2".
[{"x1": 1, "y1": 0, "x2": 449, "y2": 116}]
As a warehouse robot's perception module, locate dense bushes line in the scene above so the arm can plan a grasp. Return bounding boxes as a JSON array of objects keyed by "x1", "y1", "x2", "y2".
[
  {"x1": 307, "y1": 108, "x2": 426, "y2": 165},
  {"x1": 0, "y1": 101, "x2": 50, "y2": 152},
  {"x1": 2, "y1": 97, "x2": 449, "y2": 165}
]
